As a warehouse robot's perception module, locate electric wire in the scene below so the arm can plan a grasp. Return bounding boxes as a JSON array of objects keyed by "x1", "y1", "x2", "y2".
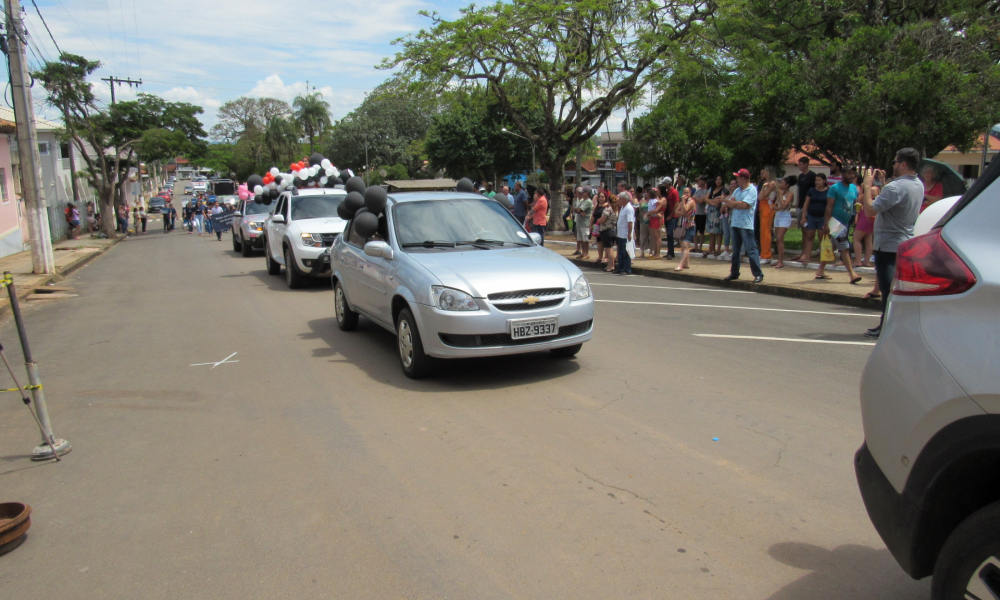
[
  {"x1": 29, "y1": 0, "x2": 61, "y2": 56},
  {"x1": 117, "y1": 0, "x2": 129, "y2": 77},
  {"x1": 104, "y1": 0, "x2": 118, "y2": 73},
  {"x1": 54, "y1": 0, "x2": 106, "y2": 63},
  {"x1": 130, "y1": 0, "x2": 140, "y2": 78}
]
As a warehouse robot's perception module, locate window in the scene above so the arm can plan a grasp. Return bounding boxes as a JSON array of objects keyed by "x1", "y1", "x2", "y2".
[
  {"x1": 603, "y1": 147, "x2": 617, "y2": 161},
  {"x1": 0, "y1": 168, "x2": 7, "y2": 204},
  {"x1": 60, "y1": 143, "x2": 71, "y2": 160},
  {"x1": 38, "y1": 142, "x2": 50, "y2": 156},
  {"x1": 961, "y1": 164, "x2": 980, "y2": 179}
]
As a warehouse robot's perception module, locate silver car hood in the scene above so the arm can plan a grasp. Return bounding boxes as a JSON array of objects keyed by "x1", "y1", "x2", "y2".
[{"x1": 408, "y1": 246, "x2": 577, "y2": 297}]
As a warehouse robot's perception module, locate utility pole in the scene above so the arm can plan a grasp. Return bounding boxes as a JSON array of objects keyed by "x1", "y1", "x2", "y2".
[
  {"x1": 100, "y1": 76, "x2": 142, "y2": 105},
  {"x1": 5, "y1": 0, "x2": 54, "y2": 274}
]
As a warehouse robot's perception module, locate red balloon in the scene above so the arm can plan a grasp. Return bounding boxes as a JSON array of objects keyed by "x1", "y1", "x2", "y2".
[{"x1": 291, "y1": 164, "x2": 301, "y2": 171}]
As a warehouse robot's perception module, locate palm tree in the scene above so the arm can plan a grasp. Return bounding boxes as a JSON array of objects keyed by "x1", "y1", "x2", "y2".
[
  {"x1": 263, "y1": 116, "x2": 301, "y2": 167},
  {"x1": 293, "y1": 92, "x2": 332, "y2": 153}
]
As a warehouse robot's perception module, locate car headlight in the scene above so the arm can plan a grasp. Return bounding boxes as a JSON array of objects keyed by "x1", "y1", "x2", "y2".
[
  {"x1": 431, "y1": 286, "x2": 480, "y2": 311},
  {"x1": 571, "y1": 275, "x2": 591, "y2": 300},
  {"x1": 300, "y1": 233, "x2": 323, "y2": 247}
]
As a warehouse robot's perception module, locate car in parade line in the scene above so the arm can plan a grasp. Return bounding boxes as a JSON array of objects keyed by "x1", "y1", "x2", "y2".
[
  {"x1": 193, "y1": 179, "x2": 208, "y2": 192},
  {"x1": 147, "y1": 197, "x2": 167, "y2": 213},
  {"x1": 262, "y1": 188, "x2": 348, "y2": 288},
  {"x1": 184, "y1": 184, "x2": 193, "y2": 195},
  {"x1": 231, "y1": 199, "x2": 276, "y2": 256},
  {"x1": 330, "y1": 192, "x2": 594, "y2": 378},
  {"x1": 855, "y1": 156, "x2": 1000, "y2": 600}
]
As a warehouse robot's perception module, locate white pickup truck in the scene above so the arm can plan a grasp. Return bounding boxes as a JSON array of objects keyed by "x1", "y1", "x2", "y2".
[{"x1": 262, "y1": 188, "x2": 348, "y2": 289}]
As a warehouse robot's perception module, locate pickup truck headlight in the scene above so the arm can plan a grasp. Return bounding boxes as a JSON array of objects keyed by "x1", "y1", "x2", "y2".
[
  {"x1": 300, "y1": 233, "x2": 323, "y2": 247},
  {"x1": 431, "y1": 286, "x2": 479, "y2": 311},
  {"x1": 245, "y1": 219, "x2": 263, "y2": 231},
  {"x1": 571, "y1": 275, "x2": 591, "y2": 300}
]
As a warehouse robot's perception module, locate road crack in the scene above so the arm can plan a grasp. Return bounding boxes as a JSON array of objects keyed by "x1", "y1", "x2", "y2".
[
  {"x1": 575, "y1": 467, "x2": 658, "y2": 506},
  {"x1": 737, "y1": 425, "x2": 788, "y2": 467}
]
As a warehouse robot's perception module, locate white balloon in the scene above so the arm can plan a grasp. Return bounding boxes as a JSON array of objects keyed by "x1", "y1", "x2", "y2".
[
  {"x1": 330, "y1": 167, "x2": 340, "y2": 179},
  {"x1": 253, "y1": 185, "x2": 263, "y2": 195},
  {"x1": 269, "y1": 167, "x2": 279, "y2": 177},
  {"x1": 320, "y1": 176, "x2": 328, "y2": 185},
  {"x1": 324, "y1": 167, "x2": 334, "y2": 177},
  {"x1": 298, "y1": 169, "x2": 309, "y2": 180},
  {"x1": 320, "y1": 159, "x2": 331, "y2": 169},
  {"x1": 268, "y1": 182, "x2": 277, "y2": 190}
]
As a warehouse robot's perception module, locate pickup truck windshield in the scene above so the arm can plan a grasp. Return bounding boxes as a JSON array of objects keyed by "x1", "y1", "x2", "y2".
[
  {"x1": 394, "y1": 198, "x2": 531, "y2": 250},
  {"x1": 243, "y1": 202, "x2": 272, "y2": 215},
  {"x1": 291, "y1": 195, "x2": 345, "y2": 220}
]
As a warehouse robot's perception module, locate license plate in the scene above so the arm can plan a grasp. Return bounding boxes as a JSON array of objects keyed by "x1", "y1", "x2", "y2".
[{"x1": 509, "y1": 316, "x2": 559, "y2": 340}]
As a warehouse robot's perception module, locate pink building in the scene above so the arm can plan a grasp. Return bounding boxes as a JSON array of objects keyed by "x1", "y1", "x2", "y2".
[{"x1": 0, "y1": 116, "x2": 23, "y2": 259}]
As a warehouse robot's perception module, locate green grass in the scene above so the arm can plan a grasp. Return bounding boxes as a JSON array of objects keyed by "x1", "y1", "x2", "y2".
[{"x1": 782, "y1": 227, "x2": 802, "y2": 251}]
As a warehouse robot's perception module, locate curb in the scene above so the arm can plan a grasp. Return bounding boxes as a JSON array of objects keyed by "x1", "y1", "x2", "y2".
[{"x1": 567, "y1": 257, "x2": 882, "y2": 311}]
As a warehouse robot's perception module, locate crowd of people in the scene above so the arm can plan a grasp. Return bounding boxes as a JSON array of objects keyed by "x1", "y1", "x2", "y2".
[{"x1": 63, "y1": 190, "x2": 233, "y2": 242}]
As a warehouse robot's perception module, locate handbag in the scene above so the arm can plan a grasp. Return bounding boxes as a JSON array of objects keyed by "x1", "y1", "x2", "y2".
[{"x1": 672, "y1": 222, "x2": 686, "y2": 240}]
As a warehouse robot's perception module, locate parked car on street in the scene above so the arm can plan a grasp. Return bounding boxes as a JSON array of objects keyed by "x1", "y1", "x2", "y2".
[
  {"x1": 262, "y1": 189, "x2": 348, "y2": 288},
  {"x1": 193, "y1": 180, "x2": 208, "y2": 192},
  {"x1": 330, "y1": 192, "x2": 594, "y2": 378},
  {"x1": 232, "y1": 199, "x2": 275, "y2": 256},
  {"x1": 855, "y1": 157, "x2": 1000, "y2": 600},
  {"x1": 184, "y1": 185, "x2": 193, "y2": 194}
]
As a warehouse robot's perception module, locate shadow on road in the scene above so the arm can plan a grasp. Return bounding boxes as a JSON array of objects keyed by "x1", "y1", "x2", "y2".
[
  {"x1": 765, "y1": 542, "x2": 930, "y2": 600},
  {"x1": 303, "y1": 316, "x2": 581, "y2": 392},
  {"x1": 219, "y1": 267, "x2": 330, "y2": 292}
]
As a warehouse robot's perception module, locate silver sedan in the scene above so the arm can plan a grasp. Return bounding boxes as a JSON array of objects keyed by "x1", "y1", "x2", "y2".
[{"x1": 330, "y1": 192, "x2": 595, "y2": 378}]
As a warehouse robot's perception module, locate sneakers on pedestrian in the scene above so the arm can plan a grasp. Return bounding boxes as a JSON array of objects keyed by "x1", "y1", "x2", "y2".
[
  {"x1": 753, "y1": 275, "x2": 764, "y2": 283},
  {"x1": 866, "y1": 326, "x2": 881, "y2": 335},
  {"x1": 864, "y1": 328, "x2": 881, "y2": 339},
  {"x1": 723, "y1": 274, "x2": 739, "y2": 281}
]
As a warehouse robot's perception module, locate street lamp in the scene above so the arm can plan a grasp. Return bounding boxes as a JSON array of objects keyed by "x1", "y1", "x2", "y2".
[{"x1": 501, "y1": 127, "x2": 536, "y2": 187}]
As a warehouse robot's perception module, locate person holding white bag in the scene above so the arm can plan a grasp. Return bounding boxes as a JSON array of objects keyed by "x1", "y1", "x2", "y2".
[{"x1": 613, "y1": 191, "x2": 635, "y2": 275}]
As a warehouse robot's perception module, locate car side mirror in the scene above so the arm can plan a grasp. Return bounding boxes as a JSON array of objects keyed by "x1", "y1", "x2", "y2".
[
  {"x1": 364, "y1": 240, "x2": 393, "y2": 260},
  {"x1": 271, "y1": 214, "x2": 285, "y2": 224},
  {"x1": 233, "y1": 211, "x2": 241, "y2": 217},
  {"x1": 529, "y1": 232, "x2": 543, "y2": 245}
]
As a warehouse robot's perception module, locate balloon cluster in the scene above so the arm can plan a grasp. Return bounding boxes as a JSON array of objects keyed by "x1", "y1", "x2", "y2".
[
  {"x1": 335, "y1": 174, "x2": 388, "y2": 238},
  {"x1": 244, "y1": 152, "x2": 355, "y2": 205}
]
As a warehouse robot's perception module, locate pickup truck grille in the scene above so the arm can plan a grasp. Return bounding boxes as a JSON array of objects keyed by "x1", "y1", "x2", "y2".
[{"x1": 320, "y1": 233, "x2": 339, "y2": 247}]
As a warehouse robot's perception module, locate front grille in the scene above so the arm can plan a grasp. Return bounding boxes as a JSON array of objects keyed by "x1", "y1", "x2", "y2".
[
  {"x1": 321, "y1": 233, "x2": 339, "y2": 247},
  {"x1": 439, "y1": 320, "x2": 592, "y2": 348},
  {"x1": 494, "y1": 299, "x2": 563, "y2": 312},
  {"x1": 488, "y1": 288, "x2": 565, "y2": 301}
]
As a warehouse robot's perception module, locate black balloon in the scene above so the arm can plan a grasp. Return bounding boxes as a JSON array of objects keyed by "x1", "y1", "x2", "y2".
[
  {"x1": 339, "y1": 172, "x2": 351, "y2": 185},
  {"x1": 247, "y1": 174, "x2": 264, "y2": 190},
  {"x1": 263, "y1": 194, "x2": 273, "y2": 205},
  {"x1": 269, "y1": 188, "x2": 279, "y2": 200},
  {"x1": 345, "y1": 176, "x2": 366, "y2": 195},
  {"x1": 273, "y1": 175, "x2": 282, "y2": 185},
  {"x1": 456, "y1": 177, "x2": 475, "y2": 193},
  {"x1": 353, "y1": 211, "x2": 378, "y2": 239},
  {"x1": 344, "y1": 191, "x2": 365, "y2": 216},
  {"x1": 337, "y1": 202, "x2": 351, "y2": 220},
  {"x1": 253, "y1": 194, "x2": 263, "y2": 204},
  {"x1": 364, "y1": 185, "x2": 387, "y2": 215},
  {"x1": 309, "y1": 153, "x2": 324, "y2": 166}
]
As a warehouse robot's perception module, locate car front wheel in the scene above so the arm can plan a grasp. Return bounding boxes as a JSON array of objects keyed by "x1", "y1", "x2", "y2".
[
  {"x1": 932, "y1": 500, "x2": 1000, "y2": 600},
  {"x1": 334, "y1": 281, "x2": 359, "y2": 331},
  {"x1": 232, "y1": 230, "x2": 241, "y2": 252},
  {"x1": 284, "y1": 247, "x2": 307, "y2": 289},
  {"x1": 396, "y1": 307, "x2": 434, "y2": 379},
  {"x1": 264, "y1": 239, "x2": 281, "y2": 275},
  {"x1": 240, "y1": 233, "x2": 253, "y2": 257}
]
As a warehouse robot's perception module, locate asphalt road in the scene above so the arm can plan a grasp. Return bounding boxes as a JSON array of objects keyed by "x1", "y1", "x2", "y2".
[{"x1": 0, "y1": 229, "x2": 932, "y2": 599}]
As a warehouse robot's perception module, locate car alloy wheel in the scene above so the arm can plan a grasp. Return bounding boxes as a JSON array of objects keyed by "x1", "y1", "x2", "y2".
[
  {"x1": 397, "y1": 319, "x2": 414, "y2": 368},
  {"x1": 965, "y1": 557, "x2": 1000, "y2": 599},
  {"x1": 334, "y1": 281, "x2": 358, "y2": 331},
  {"x1": 335, "y1": 287, "x2": 345, "y2": 322}
]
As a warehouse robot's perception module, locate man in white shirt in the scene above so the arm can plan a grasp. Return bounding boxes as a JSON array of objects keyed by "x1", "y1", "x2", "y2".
[{"x1": 614, "y1": 191, "x2": 635, "y2": 275}]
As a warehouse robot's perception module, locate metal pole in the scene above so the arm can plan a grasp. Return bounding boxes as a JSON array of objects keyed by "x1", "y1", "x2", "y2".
[
  {"x1": 5, "y1": 0, "x2": 55, "y2": 274},
  {"x1": 4, "y1": 271, "x2": 70, "y2": 460}
]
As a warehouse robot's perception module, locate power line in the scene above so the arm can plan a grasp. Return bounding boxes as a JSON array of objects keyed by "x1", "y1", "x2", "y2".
[
  {"x1": 54, "y1": 0, "x2": 106, "y2": 63},
  {"x1": 130, "y1": 0, "x2": 140, "y2": 78},
  {"x1": 29, "y1": 0, "x2": 61, "y2": 55},
  {"x1": 104, "y1": 0, "x2": 118, "y2": 73},
  {"x1": 117, "y1": 0, "x2": 129, "y2": 77}
]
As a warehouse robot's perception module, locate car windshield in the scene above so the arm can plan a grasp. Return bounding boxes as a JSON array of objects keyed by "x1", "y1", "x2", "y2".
[
  {"x1": 393, "y1": 198, "x2": 531, "y2": 250},
  {"x1": 243, "y1": 202, "x2": 271, "y2": 215},
  {"x1": 291, "y1": 195, "x2": 345, "y2": 220}
]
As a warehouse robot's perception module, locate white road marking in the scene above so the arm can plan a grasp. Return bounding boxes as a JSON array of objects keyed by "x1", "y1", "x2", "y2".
[
  {"x1": 594, "y1": 299, "x2": 878, "y2": 317},
  {"x1": 191, "y1": 352, "x2": 240, "y2": 369},
  {"x1": 590, "y1": 282, "x2": 753, "y2": 294},
  {"x1": 694, "y1": 334, "x2": 876, "y2": 346}
]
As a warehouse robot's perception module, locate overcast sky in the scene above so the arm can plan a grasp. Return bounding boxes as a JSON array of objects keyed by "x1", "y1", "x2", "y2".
[{"x1": 22, "y1": 0, "x2": 627, "y2": 135}]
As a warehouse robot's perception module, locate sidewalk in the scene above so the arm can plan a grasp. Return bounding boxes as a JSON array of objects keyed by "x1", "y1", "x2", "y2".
[
  {"x1": 0, "y1": 236, "x2": 118, "y2": 315},
  {"x1": 545, "y1": 233, "x2": 881, "y2": 310}
]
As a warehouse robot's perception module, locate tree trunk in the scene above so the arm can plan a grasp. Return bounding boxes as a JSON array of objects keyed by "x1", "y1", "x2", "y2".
[
  {"x1": 542, "y1": 158, "x2": 567, "y2": 231},
  {"x1": 99, "y1": 185, "x2": 118, "y2": 239},
  {"x1": 575, "y1": 145, "x2": 582, "y2": 187}
]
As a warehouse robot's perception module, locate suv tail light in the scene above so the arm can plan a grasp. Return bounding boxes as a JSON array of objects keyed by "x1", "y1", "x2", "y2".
[{"x1": 893, "y1": 229, "x2": 976, "y2": 296}]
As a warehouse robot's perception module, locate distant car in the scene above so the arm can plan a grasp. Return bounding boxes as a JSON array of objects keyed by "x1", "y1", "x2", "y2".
[
  {"x1": 330, "y1": 192, "x2": 594, "y2": 378},
  {"x1": 184, "y1": 185, "x2": 193, "y2": 194},
  {"x1": 147, "y1": 197, "x2": 167, "y2": 213},
  {"x1": 855, "y1": 159, "x2": 1000, "y2": 598},
  {"x1": 193, "y1": 181, "x2": 208, "y2": 192},
  {"x1": 262, "y1": 188, "x2": 348, "y2": 288},
  {"x1": 231, "y1": 199, "x2": 274, "y2": 257}
]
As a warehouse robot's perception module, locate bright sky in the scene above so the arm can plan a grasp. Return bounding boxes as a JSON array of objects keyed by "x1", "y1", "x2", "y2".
[{"x1": 21, "y1": 0, "x2": 628, "y2": 135}]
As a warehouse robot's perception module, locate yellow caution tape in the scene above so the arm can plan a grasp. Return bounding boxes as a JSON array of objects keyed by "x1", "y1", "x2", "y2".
[{"x1": 0, "y1": 384, "x2": 41, "y2": 393}]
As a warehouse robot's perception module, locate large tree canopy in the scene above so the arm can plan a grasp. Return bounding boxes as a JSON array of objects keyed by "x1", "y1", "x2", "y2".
[{"x1": 386, "y1": 0, "x2": 713, "y2": 228}]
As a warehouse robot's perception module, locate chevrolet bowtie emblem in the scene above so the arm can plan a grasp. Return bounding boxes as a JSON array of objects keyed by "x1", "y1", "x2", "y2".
[{"x1": 523, "y1": 296, "x2": 540, "y2": 305}]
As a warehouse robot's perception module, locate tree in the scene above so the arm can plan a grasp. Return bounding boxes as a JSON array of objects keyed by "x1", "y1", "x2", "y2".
[
  {"x1": 210, "y1": 97, "x2": 291, "y2": 143},
  {"x1": 293, "y1": 92, "x2": 331, "y2": 153},
  {"x1": 35, "y1": 53, "x2": 206, "y2": 238},
  {"x1": 386, "y1": 0, "x2": 714, "y2": 229},
  {"x1": 324, "y1": 78, "x2": 439, "y2": 176},
  {"x1": 424, "y1": 86, "x2": 541, "y2": 184},
  {"x1": 715, "y1": 0, "x2": 1000, "y2": 170}
]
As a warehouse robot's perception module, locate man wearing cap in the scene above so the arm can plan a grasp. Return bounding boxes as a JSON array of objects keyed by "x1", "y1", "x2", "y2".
[{"x1": 723, "y1": 168, "x2": 764, "y2": 283}]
